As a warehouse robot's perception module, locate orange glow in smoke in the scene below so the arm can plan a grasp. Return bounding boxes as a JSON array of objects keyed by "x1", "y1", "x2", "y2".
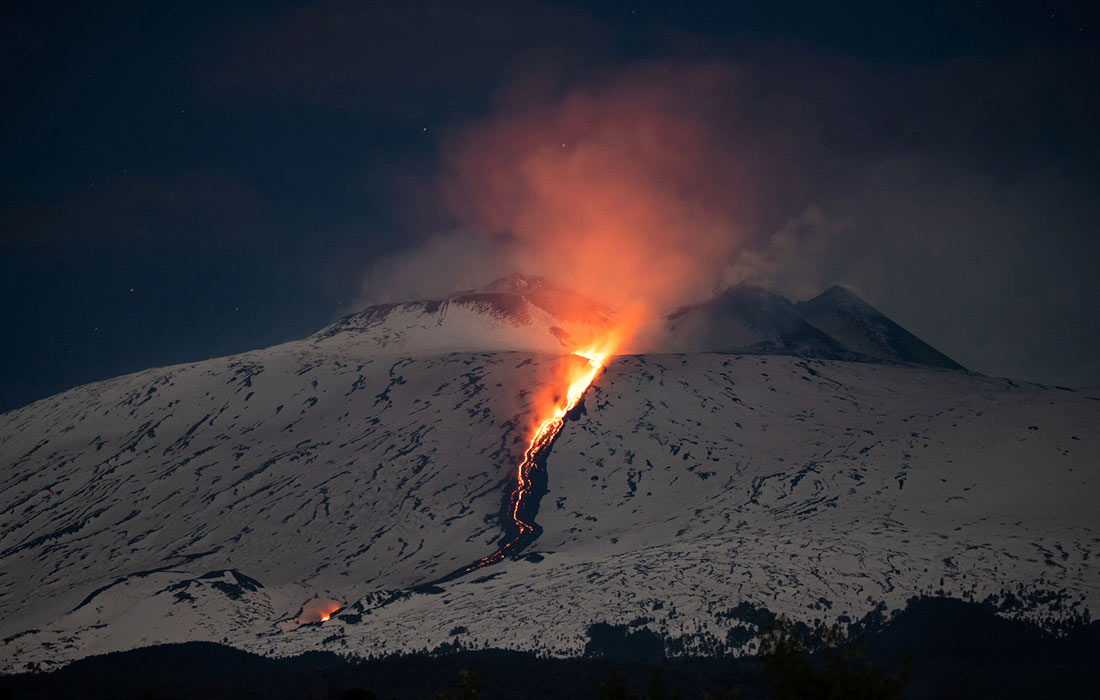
[{"x1": 439, "y1": 64, "x2": 751, "y2": 326}]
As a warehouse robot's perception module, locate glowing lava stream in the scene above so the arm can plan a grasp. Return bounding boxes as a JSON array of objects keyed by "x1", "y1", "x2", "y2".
[{"x1": 428, "y1": 344, "x2": 613, "y2": 585}]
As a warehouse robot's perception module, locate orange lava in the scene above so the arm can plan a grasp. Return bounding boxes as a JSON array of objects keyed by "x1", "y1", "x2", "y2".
[
  {"x1": 318, "y1": 603, "x2": 341, "y2": 623},
  {"x1": 463, "y1": 331, "x2": 625, "y2": 574}
]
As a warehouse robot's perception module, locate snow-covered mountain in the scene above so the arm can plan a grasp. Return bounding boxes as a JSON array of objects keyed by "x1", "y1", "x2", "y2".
[
  {"x1": 660, "y1": 283, "x2": 964, "y2": 369},
  {"x1": 1, "y1": 278, "x2": 1096, "y2": 672},
  {"x1": 319, "y1": 278, "x2": 965, "y2": 369},
  {"x1": 313, "y1": 275, "x2": 611, "y2": 356},
  {"x1": 795, "y1": 285, "x2": 965, "y2": 370},
  {"x1": 660, "y1": 284, "x2": 856, "y2": 359}
]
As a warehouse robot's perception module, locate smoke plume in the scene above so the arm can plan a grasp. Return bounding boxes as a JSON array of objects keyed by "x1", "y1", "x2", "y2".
[
  {"x1": 358, "y1": 50, "x2": 1100, "y2": 385},
  {"x1": 364, "y1": 62, "x2": 766, "y2": 345}
]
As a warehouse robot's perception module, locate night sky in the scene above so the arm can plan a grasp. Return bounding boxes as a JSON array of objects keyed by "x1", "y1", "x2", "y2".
[{"x1": 3, "y1": 0, "x2": 1099, "y2": 413}]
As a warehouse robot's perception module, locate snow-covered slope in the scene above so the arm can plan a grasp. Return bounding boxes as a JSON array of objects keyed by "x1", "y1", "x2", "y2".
[
  {"x1": 1, "y1": 283, "x2": 1096, "y2": 672},
  {"x1": 0, "y1": 345, "x2": 544, "y2": 662}
]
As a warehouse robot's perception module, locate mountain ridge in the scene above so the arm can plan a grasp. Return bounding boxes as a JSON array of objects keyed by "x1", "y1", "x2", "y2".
[
  {"x1": 316, "y1": 276, "x2": 964, "y2": 372},
  {"x1": 3, "y1": 277, "x2": 1092, "y2": 674},
  {"x1": 311, "y1": 275, "x2": 612, "y2": 357},
  {"x1": 660, "y1": 281, "x2": 964, "y2": 370}
]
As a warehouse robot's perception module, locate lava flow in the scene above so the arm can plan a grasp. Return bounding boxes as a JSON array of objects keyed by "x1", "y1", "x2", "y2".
[
  {"x1": 471, "y1": 347, "x2": 606, "y2": 570},
  {"x1": 294, "y1": 598, "x2": 342, "y2": 626},
  {"x1": 428, "y1": 338, "x2": 619, "y2": 585}
]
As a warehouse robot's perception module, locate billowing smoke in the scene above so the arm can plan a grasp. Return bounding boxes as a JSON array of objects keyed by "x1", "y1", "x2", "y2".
[
  {"x1": 720, "y1": 204, "x2": 877, "y2": 302},
  {"x1": 357, "y1": 52, "x2": 1100, "y2": 386},
  {"x1": 364, "y1": 62, "x2": 766, "y2": 347},
  {"x1": 439, "y1": 63, "x2": 753, "y2": 317}
]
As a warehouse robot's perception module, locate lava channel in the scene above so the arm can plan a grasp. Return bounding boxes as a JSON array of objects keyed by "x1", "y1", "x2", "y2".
[{"x1": 428, "y1": 347, "x2": 609, "y2": 585}]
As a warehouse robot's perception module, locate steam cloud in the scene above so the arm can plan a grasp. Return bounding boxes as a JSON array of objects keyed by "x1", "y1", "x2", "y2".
[
  {"x1": 364, "y1": 62, "x2": 762, "y2": 333},
  {"x1": 359, "y1": 53, "x2": 1100, "y2": 386}
]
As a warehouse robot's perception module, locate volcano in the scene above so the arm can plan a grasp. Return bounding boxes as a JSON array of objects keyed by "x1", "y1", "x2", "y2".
[{"x1": 1, "y1": 277, "x2": 1097, "y2": 672}]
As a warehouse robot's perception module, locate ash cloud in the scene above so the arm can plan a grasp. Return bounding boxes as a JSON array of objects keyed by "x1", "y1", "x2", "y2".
[
  {"x1": 363, "y1": 62, "x2": 772, "y2": 332},
  {"x1": 721, "y1": 205, "x2": 874, "y2": 303},
  {"x1": 360, "y1": 44, "x2": 1100, "y2": 385}
]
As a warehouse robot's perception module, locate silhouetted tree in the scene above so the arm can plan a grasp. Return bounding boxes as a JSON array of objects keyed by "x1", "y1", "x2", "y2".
[
  {"x1": 600, "y1": 667, "x2": 634, "y2": 700},
  {"x1": 646, "y1": 667, "x2": 680, "y2": 700},
  {"x1": 701, "y1": 691, "x2": 742, "y2": 700},
  {"x1": 328, "y1": 684, "x2": 378, "y2": 700},
  {"x1": 436, "y1": 667, "x2": 480, "y2": 700},
  {"x1": 597, "y1": 665, "x2": 685, "y2": 700},
  {"x1": 760, "y1": 615, "x2": 908, "y2": 700}
]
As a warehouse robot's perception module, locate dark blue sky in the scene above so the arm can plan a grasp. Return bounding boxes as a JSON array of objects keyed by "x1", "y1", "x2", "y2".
[{"x1": 2, "y1": 0, "x2": 1099, "y2": 411}]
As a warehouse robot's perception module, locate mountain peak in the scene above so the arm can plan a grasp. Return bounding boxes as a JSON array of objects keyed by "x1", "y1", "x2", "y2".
[
  {"x1": 660, "y1": 282, "x2": 964, "y2": 370},
  {"x1": 807, "y1": 284, "x2": 872, "y2": 309},
  {"x1": 475, "y1": 274, "x2": 549, "y2": 296},
  {"x1": 720, "y1": 281, "x2": 778, "y2": 298},
  {"x1": 662, "y1": 283, "x2": 851, "y2": 359},
  {"x1": 796, "y1": 287, "x2": 964, "y2": 371}
]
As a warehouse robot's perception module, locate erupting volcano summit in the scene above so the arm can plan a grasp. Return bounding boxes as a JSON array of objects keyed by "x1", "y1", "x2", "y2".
[{"x1": 1, "y1": 277, "x2": 1098, "y2": 672}]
